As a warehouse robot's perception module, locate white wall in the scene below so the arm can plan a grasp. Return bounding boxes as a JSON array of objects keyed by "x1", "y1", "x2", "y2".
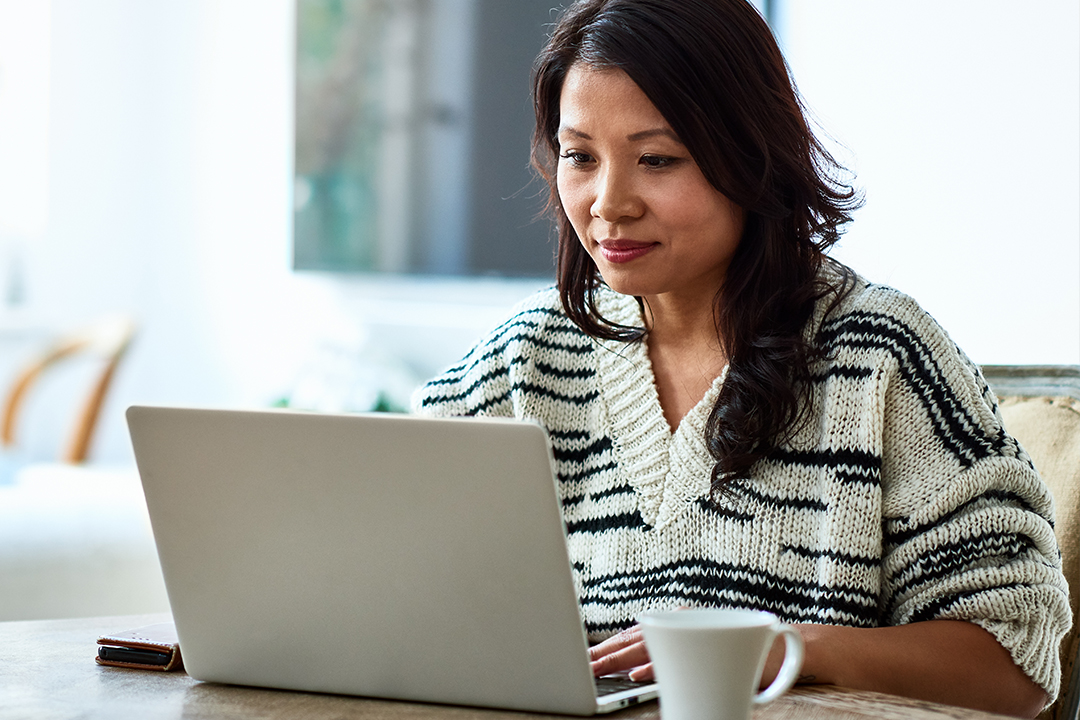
[
  {"x1": 5, "y1": 0, "x2": 1079, "y2": 464},
  {"x1": 778, "y1": 0, "x2": 1080, "y2": 365},
  {"x1": 25, "y1": 1, "x2": 229, "y2": 463}
]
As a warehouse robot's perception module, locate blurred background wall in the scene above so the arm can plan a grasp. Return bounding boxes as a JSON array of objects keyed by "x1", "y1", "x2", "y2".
[{"x1": 0, "y1": 0, "x2": 1076, "y2": 467}]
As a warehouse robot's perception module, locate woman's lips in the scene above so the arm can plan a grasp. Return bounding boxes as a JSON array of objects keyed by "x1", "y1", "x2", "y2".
[{"x1": 597, "y1": 239, "x2": 657, "y2": 264}]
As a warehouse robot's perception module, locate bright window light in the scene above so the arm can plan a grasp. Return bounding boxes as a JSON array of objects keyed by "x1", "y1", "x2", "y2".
[{"x1": 0, "y1": 0, "x2": 51, "y2": 239}]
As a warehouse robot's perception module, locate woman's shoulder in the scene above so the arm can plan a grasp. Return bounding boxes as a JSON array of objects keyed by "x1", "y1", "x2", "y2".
[
  {"x1": 509, "y1": 285, "x2": 562, "y2": 312},
  {"x1": 488, "y1": 286, "x2": 585, "y2": 345},
  {"x1": 433, "y1": 286, "x2": 594, "y2": 375},
  {"x1": 828, "y1": 272, "x2": 925, "y2": 318},
  {"x1": 492, "y1": 284, "x2": 642, "y2": 344},
  {"x1": 813, "y1": 271, "x2": 993, "y2": 413},
  {"x1": 411, "y1": 287, "x2": 599, "y2": 417},
  {"x1": 818, "y1": 272, "x2": 954, "y2": 348}
]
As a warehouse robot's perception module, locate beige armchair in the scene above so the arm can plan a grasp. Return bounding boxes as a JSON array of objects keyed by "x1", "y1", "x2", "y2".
[{"x1": 983, "y1": 365, "x2": 1080, "y2": 720}]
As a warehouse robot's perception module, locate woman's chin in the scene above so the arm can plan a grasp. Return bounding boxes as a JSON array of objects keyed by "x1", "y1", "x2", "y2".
[{"x1": 594, "y1": 269, "x2": 655, "y2": 299}]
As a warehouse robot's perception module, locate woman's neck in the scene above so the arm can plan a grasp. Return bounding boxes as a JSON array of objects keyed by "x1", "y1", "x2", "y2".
[{"x1": 642, "y1": 292, "x2": 727, "y2": 431}]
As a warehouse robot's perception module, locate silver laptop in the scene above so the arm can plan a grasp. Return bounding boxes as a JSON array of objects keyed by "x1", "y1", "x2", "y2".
[{"x1": 127, "y1": 406, "x2": 657, "y2": 715}]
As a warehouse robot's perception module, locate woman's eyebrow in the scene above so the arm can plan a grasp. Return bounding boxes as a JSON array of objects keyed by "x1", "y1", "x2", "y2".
[
  {"x1": 558, "y1": 125, "x2": 590, "y2": 140},
  {"x1": 557, "y1": 125, "x2": 683, "y2": 144},
  {"x1": 626, "y1": 128, "x2": 683, "y2": 144}
]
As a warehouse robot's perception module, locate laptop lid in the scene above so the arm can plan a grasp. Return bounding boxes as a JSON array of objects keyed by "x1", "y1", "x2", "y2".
[{"x1": 127, "y1": 406, "x2": 652, "y2": 715}]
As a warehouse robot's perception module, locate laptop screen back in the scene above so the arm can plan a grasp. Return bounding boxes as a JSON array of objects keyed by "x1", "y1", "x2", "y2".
[{"x1": 128, "y1": 407, "x2": 602, "y2": 715}]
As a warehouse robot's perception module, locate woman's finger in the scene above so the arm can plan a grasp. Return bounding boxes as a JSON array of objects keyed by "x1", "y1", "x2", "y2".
[
  {"x1": 588, "y1": 625, "x2": 644, "y2": 661},
  {"x1": 589, "y1": 626, "x2": 652, "y2": 676},
  {"x1": 589, "y1": 641, "x2": 651, "y2": 676}
]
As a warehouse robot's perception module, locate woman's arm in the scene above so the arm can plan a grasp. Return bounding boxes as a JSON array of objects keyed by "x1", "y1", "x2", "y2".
[
  {"x1": 789, "y1": 620, "x2": 1046, "y2": 717},
  {"x1": 589, "y1": 619, "x2": 1048, "y2": 718}
]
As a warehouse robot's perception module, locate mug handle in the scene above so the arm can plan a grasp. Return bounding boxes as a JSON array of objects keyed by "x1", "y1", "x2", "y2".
[{"x1": 754, "y1": 624, "x2": 805, "y2": 705}]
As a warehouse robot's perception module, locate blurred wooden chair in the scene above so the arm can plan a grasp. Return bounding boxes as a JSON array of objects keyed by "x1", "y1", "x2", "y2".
[
  {"x1": 1, "y1": 315, "x2": 136, "y2": 464},
  {"x1": 983, "y1": 365, "x2": 1080, "y2": 720}
]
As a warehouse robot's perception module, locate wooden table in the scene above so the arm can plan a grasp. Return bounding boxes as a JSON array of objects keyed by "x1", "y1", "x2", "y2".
[{"x1": 0, "y1": 614, "x2": 1015, "y2": 719}]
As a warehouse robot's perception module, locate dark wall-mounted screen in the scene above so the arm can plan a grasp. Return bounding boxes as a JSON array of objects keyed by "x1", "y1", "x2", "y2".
[{"x1": 294, "y1": 0, "x2": 556, "y2": 278}]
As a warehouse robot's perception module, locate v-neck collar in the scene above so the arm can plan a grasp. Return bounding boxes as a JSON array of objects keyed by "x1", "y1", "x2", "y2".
[{"x1": 593, "y1": 290, "x2": 728, "y2": 530}]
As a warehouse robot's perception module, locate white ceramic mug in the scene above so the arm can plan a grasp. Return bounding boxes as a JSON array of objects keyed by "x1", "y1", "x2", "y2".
[{"x1": 638, "y1": 608, "x2": 804, "y2": 720}]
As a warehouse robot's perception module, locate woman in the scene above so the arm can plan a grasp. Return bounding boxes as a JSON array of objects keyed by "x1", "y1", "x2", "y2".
[{"x1": 412, "y1": 0, "x2": 1069, "y2": 715}]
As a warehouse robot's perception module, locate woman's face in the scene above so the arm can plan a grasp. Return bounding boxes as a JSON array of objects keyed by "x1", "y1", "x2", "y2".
[{"x1": 556, "y1": 63, "x2": 744, "y2": 308}]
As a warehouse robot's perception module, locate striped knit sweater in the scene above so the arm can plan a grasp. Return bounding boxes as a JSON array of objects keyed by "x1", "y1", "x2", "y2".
[{"x1": 412, "y1": 278, "x2": 1070, "y2": 699}]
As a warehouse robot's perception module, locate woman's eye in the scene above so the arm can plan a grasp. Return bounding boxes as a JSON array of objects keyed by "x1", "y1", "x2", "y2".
[
  {"x1": 559, "y1": 151, "x2": 592, "y2": 166},
  {"x1": 641, "y1": 155, "x2": 677, "y2": 169}
]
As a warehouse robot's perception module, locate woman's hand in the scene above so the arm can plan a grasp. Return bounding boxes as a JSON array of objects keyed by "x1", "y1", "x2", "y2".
[
  {"x1": 589, "y1": 621, "x2": 807, "y2": 686},
  {"x1": 588, "y1": 625, "x2": 654, "y2": 681}
]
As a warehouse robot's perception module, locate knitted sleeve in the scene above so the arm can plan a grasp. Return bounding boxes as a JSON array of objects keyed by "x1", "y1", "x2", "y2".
[{"x1": 825, "y1": 285, "x2": 1071, "y2": 700}]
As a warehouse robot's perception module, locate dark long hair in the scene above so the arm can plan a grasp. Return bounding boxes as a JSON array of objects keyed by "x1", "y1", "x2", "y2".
[{"x1": 531, "y1": 0, "x2": 861, "y2": 497}]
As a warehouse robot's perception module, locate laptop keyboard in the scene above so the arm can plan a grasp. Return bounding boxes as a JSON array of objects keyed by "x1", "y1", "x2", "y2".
[{"x1": 595, "y1": 673, "x2": 653, "y2": 696}]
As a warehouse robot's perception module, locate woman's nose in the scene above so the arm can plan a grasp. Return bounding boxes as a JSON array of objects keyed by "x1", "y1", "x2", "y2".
[{"x1": 591, "y1": 167, "x2": 643, "y2": 222}]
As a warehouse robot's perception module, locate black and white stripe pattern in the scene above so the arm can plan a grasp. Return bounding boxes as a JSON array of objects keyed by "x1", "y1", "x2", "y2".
[{"x1": 413, "y1": 280, "x2": 1070, "y2": 699}]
